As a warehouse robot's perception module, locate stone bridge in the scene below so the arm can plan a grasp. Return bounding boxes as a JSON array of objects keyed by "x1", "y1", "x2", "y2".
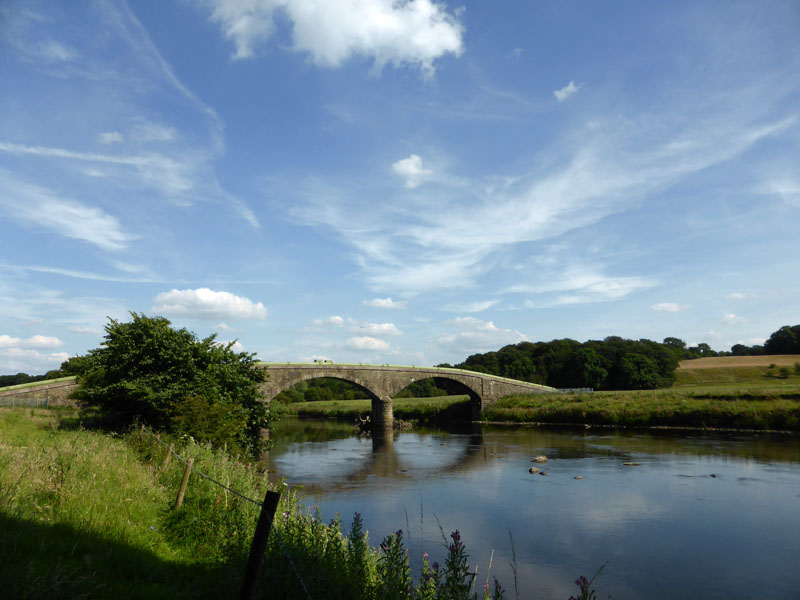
[{"x1": 259, "y1": 363, "x2": 557, "y2": 427}]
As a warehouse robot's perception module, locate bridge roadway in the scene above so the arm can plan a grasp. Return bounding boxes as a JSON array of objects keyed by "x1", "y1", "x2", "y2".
[{"x1": 259, "y1": 363, "x2": 557, "y2": 427}]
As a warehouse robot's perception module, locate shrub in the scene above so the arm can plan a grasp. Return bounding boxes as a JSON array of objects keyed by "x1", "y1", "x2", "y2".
[{"x1": 71, "y1": 312, "x2": 268, "y2": 454}]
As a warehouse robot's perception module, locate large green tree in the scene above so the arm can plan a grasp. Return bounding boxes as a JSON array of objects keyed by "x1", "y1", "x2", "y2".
[{"x1": 71, "y1": 313, "x2": 269, "y2": 454}]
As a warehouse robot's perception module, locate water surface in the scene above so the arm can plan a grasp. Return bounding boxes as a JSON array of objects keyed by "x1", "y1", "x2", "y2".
[{"x1": 269, "y1": 419, "x2": 800, "y2": 599}]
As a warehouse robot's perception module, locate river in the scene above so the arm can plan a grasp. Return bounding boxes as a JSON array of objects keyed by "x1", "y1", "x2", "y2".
[{"x1": 267, "y1": 418, "x2": 800, "y2": 599}]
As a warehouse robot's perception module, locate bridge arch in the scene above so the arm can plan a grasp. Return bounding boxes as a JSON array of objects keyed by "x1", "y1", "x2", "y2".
[{"x1": 260, "y1": 363, "x2": 557, "y2": 428}]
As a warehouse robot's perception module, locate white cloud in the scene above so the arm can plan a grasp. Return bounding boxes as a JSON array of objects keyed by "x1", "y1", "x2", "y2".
[
  {"x1": 292, "y1": 99, "x2": 794, "y2": 297},
  {"x1": 22, "y1": 335, "x2": 64, "y2": 349},
  {"x1": 0, "y1": 347, "x2": 70, "y2": 373},
  {"x1": 511, "y1": 269, "x2": 656, "y2": 306},
  {"x1": 0, "y1": 335, "x2": 21, "y2": 348},
  {"x1": 0, "y1": 172, "x2": 137, "y2": 251},
  {"x1": 392, "y1": 154, "x2": 434, "y2": 188},
  {"x1": 722, "y1": 313, "x2": 745, "y2": 325},
  {"x1": 69, "y1": 325, "x2": 103, "y2": 335},
  {"x1": 443, "y1": 300, "x2": 499, "y2": 313},
  {"x1": 359, "y1": 322, "x2": 402, "y2": 336},
  {"x1": 37, "y1": 40, "x2": 78, "y2": 62},
  {"x1": 346, "y1": 336, "x2": 390, "y2": 351},
  {"x1": 311, "y1": 315, "x2": 346, "y2": 327},
  {"x1": 725, "y1": 292, "x2": 748, "y2": 300},
  {"x1": 152, "y1": 288, "x2": 268, "y2": 320},
  {"x1": 758, "y1": 178, "x2": 800, "y2": 206},
  {"x1": 554, "y1": 80, "x2": 580, "y2": 102},
  {"x1": 0, "y1": 142, "x2": 195, "y2": 197},
  {"x1": 364, "y1": 297, "x2": 407, "y2": 309},
  {"x1": 433, "y1": 317, "x2": 526, "y2": 354},
  {"x1": 132, "y1": 122, "x2": 178, "y2": 142},
  {"x1": 99, "y1": 131, "x2": 124, "y2": 144},
  {"x1": 650, "y1": 302, "x2": 691, "y2": 313},
  {"x1": 216, "y1": 339, "x2": 245, "y2": 352},
  {"x1": 749, "y1": 337, "x2": 766, "y2": 345},
  {"x1": 203, "y1": 0, "x2": 464, "y2": 74}
]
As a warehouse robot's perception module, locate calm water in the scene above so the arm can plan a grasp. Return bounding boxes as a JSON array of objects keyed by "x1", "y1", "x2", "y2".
[{"x1": 268, "y1": 419, "x2": 800, "y2": 599}]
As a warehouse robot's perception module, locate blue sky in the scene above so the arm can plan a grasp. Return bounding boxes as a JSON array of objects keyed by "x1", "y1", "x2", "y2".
[{"x1": 1, "y1": 0, "x2": 799, "y2": 374}]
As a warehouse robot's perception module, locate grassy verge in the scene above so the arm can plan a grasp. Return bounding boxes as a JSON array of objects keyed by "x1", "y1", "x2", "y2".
[
  {"x1": 482, "y1": 385, "x2": 800, "y2": 431},
  {"x1": 0, "y1": 407, "x2": 508, "y2": 599},
  {"x1": 280, "y1": 395, "x2": 472, "y2": 423}
]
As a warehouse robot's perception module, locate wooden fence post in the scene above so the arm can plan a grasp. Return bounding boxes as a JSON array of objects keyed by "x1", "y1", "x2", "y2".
[
  {"x1": 174, "y1": 457, "x2": 194, "y2": 510},
  {"x1": 239, "y1": 490, "x2": 281, "y2": 600},
  {"x1": 160, "y1": 443, "x2": 174, "y2": 473}
]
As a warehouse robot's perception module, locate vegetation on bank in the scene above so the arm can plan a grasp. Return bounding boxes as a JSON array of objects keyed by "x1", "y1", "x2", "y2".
[
  {"x1": 0, "y1": 407, "x2": 508, "y2": 599},
  {"x1": 279, "y1": 395, "x2": 472, "y2": 423},
  {"x1": 68, "y1": 313, "x2": 270, "y2": 455}
]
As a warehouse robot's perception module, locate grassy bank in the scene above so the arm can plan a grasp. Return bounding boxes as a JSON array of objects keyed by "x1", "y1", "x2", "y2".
[
  {"x1": 485, "y1": 357, "x2": 800, "y2": 431},
  {"x1": 482, "y1": 388, "x2": 800, "y2": 430},
  {"x1": 0, "y1": 407, "x2": 508, "y2": 599}
]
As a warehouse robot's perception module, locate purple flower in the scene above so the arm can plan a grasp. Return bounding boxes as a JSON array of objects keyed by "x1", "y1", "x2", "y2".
[
  {"x1": 396, "y1": 529, "x2": 403, "y2": 537},
  {"x1": 422, "y1": 552, "x2": 429, "y2": 560},
  {"x1": 432, "y1": 562, "x2": 439, "y2": 571}
]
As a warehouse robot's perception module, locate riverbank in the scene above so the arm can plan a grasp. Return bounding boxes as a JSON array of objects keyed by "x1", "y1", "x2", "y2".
[
  {"x1": 279, "y1": 379, "x2": 800, "y2": 432},
  {"x1": 0, "y1": 407, "x2": 507, "y2": 599}
]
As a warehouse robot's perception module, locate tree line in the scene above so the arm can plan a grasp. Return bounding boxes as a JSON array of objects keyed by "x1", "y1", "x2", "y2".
[{"x1": 436, "y1": 323, "x2": 800, "y2": 391}]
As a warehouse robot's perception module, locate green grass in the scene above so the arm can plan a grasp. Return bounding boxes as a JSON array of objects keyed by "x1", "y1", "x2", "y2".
[
  {"x1": 0, "y1": 406, "x2": 508, "y2": 599},
  {"x1": 280, "y1": 395, "x2": 472, "y2": 422},
  {"x1": 0, "y1": 376, "x2": 76, "y2": 391},
  {"x1": 483, "y1": 384, "x2": 800, "y2": 431}
]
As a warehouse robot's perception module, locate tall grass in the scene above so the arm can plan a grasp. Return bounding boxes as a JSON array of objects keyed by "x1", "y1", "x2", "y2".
[{"x1": 0, "y1": 407, "x2": 505, "y2": 599}]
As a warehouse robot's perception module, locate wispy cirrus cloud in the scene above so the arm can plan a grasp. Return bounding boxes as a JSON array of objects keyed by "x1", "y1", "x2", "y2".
[
  {"x1": 650, "y1": 302, "x2": 691, "y2": 313},
  {"x1": 0, "y1": 172, "x2": 137, "y2": 251}
]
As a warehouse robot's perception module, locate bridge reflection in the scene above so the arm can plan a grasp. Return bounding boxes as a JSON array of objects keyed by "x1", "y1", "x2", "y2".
[{"x1": 269, "y1": 423, "x2": 490, "y2": 494}]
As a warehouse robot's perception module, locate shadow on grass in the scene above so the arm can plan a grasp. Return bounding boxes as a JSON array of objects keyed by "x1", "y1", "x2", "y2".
[{"x1": 0, "y1": 513, "x2": 246, "y2": 600}]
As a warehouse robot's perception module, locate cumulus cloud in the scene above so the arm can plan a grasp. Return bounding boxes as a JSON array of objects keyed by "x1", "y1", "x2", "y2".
[
  {"x1": 722, "y1": 313, "x2": 745, "y2": 325},
  {"x1": 22, "y1": 335, "x2": 64, "y2": 349},
  {"x1": 69, "y1": 325, "x2": 103, "y2": 335},
  {"x1": 99, "y1": 131, "x2": 124, "y2": 144},
  {"x1": 554, "y1": 80, "x2": 580, "y2": 102},
  {"x1": 364, "y1": 297, "x2": 407, "y2": 309},
  {"x1": 392, "y1": 154, "x2": 434, "y2": 188},
  {"x1": 0, "y1": 171, "x2": 137, "y2": 251},
  {"x1": 359, "y1": 322, "x2": 402, "y2": 335},
  {"x1": 152, "y1": 288, "x2": 267, "y2": 320},
  {"x1": 346, "y1": 336, "x2": 390, "y2": 351},
  {"x1": 202, "y1": 0, "x2": 464, "y2": 74},
  {"x1": 311, "y1": 315, "x2": 346, "y2": 327},
  {"x1": 650, "y1": 302, "x2": 691, "y2": 313},
  {"x1": 0, "y1": 347, "x2": 70, "y2": 373},
  {"x1": 433, "y1": 317, "x2": 526, "y2": 354},
  {"x1": 0, "y1": 335, "x2": 21, "y2": 348}
]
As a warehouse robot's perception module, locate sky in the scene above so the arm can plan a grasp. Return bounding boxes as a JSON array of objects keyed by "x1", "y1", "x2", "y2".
[{"x1": 1, "y1": 0, "x2": 799, "y2": 375}]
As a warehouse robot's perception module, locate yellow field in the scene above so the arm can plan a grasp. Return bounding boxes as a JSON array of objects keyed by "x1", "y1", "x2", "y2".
[{"x1": 678, "y1": 355, "x2": 800, "y2": 370}]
